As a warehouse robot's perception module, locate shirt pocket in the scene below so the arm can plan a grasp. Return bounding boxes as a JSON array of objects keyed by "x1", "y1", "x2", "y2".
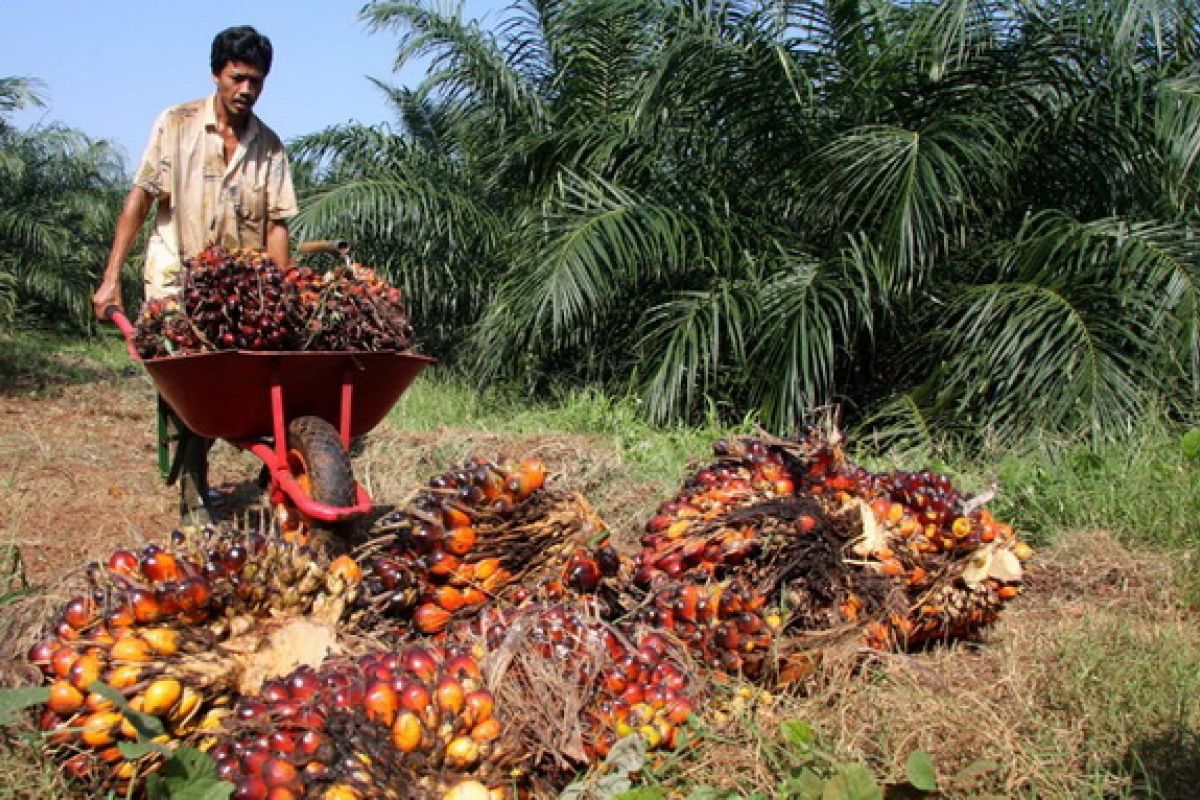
[{"x1": 237, "y1": 179, "x2": 268, "y2": 224}]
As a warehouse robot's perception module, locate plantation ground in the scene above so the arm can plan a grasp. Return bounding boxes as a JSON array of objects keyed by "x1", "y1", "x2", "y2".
[{"x1": 2, "y1": 342, "x2": 1199, "y2": 798}]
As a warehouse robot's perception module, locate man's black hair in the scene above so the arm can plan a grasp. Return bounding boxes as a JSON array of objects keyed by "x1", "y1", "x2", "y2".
[{"x1": 210, "y1": 26, "x2": 273, "y2": 75}]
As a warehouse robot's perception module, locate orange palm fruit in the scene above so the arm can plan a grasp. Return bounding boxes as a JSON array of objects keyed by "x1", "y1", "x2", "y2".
[
  {"x1": 141, "y1": 550, "x2": 182, "y2": 583},
  {"x1": 330, "y1": 555, "x2": 363, "y2": 583},
  {"x1": 68, "y1": 652, "x2": 103, "y2": 692},
  {"x1": 105, "y1": 666, "x2": 142, "y2": 690},
  {"x1": 111, "y1": 637, "x2": 153, "y2": 664},
  {"x1": 84, "y1": 690, "x2": 115, "y2": 713},
  {"x1": 141, "y1": 678, "x2": 183, "y2": 716},
  {"x1": 435, "y1": 677, "x2": 465, "y2": 716},
  {"x1": 471, "y1": 557, "x2": 501, "y2": 582},
  {"x1": 444, "y1": 526, "x2": 477, "y2": 557},
  {"x1": 80, "y1": 710, "x2": 123, "y2": 748},
  {"x1": 444, "y1": 735, "x2": 480, "y2": 768},
  {"x1": 464, "y1": 690, "x2": 495, "y2": 724},
  {"x1": 139, "y1": 627, "x2": 181, "y2": 656},
  {"x1": 364, "y1": 682, "x2": 399, "y2": 728},
  {"x1": 391, "y1": 710, "x2": 423, "y2": 753},
  {"x1": 470, "y1": 717, "x2": 502, "y2": 742},
  {"x1": 47, "y1": 680, "x2": 84, "y2": 715},
  {"x1": 443, "y1": 506, "x2": 473, "y2": 530},
  {"x1": 414, "y1": 604, "x2": 452, "y2": 634},
  {"x1": 432, "y1": 586, "x2": 467, "y2": 613},
  {"x1": 51, "y1": 645, "x2": 79, "y2": 679}
]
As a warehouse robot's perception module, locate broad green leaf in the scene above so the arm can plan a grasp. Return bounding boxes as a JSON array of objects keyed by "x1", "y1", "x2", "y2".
[
  {"x1": 118, "y1": 739, "x2": 171, "y2": 760},
  {"x1": 605, "y1": 734, "x2": 647, "y2": 775},
  {"x1": 162, "y1": 746, "x2": 220, "y2": 781},
  {"x1": 823, "y1": 764, "x2": 882, "y2": 800},
  {"x1": 779, "y1": 768, "x2": 827, "y2": 799},
  {"x1": 905, "y1": 750, "x2": 938, "y2": 791},
  {"x1": 781, "y1": 719, "x2": 814, "y2": 748},
  {"x1": 687, "y1": 787, "x2": 731, "y2": 800},
  {"x1": 146, "y1": 747, "x2": 232, "y2": 800},
  {"x1": 613, "y1": 789, "x2": 665, "y2": 800},
  {"x1": 150, "y1": 776, "x2": 233, "y2": 800},
  {"x1": 0, "y1": 685, "x2": 50, "y2": 726},
  {"x1": 1182, "y1": 429, "x2": 1200, "y2": 461}
]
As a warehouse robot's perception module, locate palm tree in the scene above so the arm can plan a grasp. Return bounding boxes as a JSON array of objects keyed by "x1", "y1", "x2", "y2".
[
  {"x1": 296, "y1": 0, "x2": 1200, "y2": 443},
  {"x1": 0, "y1": 76, "x2": 127, "y2": 331}
]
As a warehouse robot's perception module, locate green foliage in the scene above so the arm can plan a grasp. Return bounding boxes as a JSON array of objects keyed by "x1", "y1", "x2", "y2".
[
  {"x1": 0, "y1": 76, "x2": 129, "y2": 333},
  {"x1": 292, "y1": 0, "x2": 1200, "y2": 445}
]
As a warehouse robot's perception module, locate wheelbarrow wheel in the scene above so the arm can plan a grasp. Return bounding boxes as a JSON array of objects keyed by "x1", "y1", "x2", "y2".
[{"x1": 282, "y1": 416, "x2": 355, "y2": 549}]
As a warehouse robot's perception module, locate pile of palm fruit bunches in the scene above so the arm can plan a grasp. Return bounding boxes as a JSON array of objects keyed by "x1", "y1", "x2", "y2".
[
  {"x1": 24, "y1": 430, "x2": 1032, "y2": 798},
  {"x1": 132, "y1": 245, "x2": 413, "y2": 358}
]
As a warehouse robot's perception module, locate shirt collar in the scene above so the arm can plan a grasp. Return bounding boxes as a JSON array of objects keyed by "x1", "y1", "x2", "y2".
[{"x1": 204, "y1": 93, "x2": 260, "y2": 146}]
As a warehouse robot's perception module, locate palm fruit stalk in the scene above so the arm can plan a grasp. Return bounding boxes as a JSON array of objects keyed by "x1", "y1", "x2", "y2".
[
  {"x1": 26, "y1": 524, "x2": 366, "y2": 794},
  {"x1": 133, "y1": 245, "x2": 412, "y2": 358}
]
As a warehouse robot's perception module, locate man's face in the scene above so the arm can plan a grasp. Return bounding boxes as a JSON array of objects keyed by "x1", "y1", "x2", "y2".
[{"x1": 212, "y1": 61, "x2": 266, "y2": 121}]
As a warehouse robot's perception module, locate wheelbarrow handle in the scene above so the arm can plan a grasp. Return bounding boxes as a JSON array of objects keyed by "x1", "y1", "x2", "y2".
[
  {"x1": 297, "y1": 240, "x2": 350, "y2": 256},
  {"x1": 104, "y1": 305, "x2": 141, "y2": 361}
]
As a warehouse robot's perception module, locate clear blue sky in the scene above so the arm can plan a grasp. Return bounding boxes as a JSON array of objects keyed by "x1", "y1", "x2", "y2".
[{"x1": 3, "y1": 1, "x2": 507, "y2": 170}]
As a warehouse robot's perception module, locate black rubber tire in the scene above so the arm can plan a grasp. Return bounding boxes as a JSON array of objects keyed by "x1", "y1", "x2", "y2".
[{"x1": 285, "y1": 416, "x2": 355, "y2": 548}]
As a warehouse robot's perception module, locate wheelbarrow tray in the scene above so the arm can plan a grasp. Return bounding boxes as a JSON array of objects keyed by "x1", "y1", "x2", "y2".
[{"x1": 144, "y1": 349, "x2": 434, "y2": 441}]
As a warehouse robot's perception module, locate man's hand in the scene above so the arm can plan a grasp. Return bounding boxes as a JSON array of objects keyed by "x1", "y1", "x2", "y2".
[{"x1": 92, "y1": 278, "x2": 122, "y2": 320}]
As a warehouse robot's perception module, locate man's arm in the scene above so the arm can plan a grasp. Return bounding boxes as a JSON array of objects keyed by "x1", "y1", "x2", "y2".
[
  {"x1": 266, "y1": 218, "x2": 291, "y2": 268},
  {"x1": 92, "y1": 186, "x2": 154, "y2": 319}
]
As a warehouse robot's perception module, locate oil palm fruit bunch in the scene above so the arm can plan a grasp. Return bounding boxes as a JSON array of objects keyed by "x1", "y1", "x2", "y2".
[
  {"x1": 26, "y1": 525, "x2": 366, "y2": 792},
  {"x1": 300, "y1": 262, "x2": 413, "y2": 352},
  {"x1": 761, "y1": 428, "x2": 1033, "y2": 649},
  {"x1": 134, "y1": 245, "x2": 412, "y2": 357},
  {"x1": 457, "y1": 605, "x2": 698, "y2": 767},
  {"x1": 211, "y1": 645, "x2": 517, "y2": 799},
  {"x1": 358, "y1": 458, "x2": 612, "y2": 635},
  {"x1": 630, "y1": 429, "x2": 1031, "y2": 660}
]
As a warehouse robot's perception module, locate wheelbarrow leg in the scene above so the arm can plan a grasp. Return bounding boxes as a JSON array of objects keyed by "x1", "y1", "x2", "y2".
[
  {"x1": 158, "y1": 397, "x2": 216, "y2": 525},
  {"x1": 175, "y1": 431, "x2": 216, "y2": 525}
]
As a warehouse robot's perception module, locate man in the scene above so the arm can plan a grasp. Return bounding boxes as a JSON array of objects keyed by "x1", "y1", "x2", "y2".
[{"x1": 92, "y1": 25, "x2": 298, "y2": 506}]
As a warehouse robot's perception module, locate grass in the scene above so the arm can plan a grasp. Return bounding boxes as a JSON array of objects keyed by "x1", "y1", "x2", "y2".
[
  {"x1": 3, "y1": 330, "x2": 1200, "y2": 798},
  {"x1": 0, "y1": 326, "x2": 134, "y2": 396}
]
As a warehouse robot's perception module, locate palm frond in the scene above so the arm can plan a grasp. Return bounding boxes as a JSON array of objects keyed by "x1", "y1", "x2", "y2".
[
  {"x1": 748, "y1": 240, "x2": 880, "y2": 432},
  {"x1": 480, "y1": 171, "x2": 698, "y2": 354},
  {"x1": 635, "y1": 276, "x2": 758, "y2": 424}
]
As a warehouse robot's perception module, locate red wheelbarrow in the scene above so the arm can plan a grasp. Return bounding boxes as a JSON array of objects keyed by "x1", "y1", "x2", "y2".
[{"x1": 106, "y1": 242, "x2": 434, "y2": 541}]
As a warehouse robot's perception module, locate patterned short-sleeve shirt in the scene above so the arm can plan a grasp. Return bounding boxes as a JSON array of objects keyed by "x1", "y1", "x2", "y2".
[{"x1": 133, "y1": 94, "x2": 298, "y2": 298}]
